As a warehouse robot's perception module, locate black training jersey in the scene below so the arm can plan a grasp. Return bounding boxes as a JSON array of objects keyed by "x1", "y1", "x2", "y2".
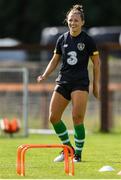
[{"x1": 54, "y1": 31, "x2": 99, "y2": 84}]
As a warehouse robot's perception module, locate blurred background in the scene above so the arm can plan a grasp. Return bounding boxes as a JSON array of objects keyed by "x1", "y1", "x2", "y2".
[{"x1": 0, "y1": 0, "x2": 121, "y2": 136}]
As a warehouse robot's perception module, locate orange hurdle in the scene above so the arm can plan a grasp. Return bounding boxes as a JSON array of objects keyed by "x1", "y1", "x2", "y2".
[{"x1": 16, "y1": 144, "x2": 74, "y2": 176}]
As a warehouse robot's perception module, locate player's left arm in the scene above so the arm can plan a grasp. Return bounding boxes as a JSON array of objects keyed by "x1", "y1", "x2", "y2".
[{"x1": 90, "y1": 52, "x2": 101, "y2": 99}]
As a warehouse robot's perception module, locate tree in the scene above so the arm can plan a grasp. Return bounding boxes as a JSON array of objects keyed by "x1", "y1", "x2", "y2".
[{"x1": 0, "y1": 0, "x2": 121, "y2": 43}]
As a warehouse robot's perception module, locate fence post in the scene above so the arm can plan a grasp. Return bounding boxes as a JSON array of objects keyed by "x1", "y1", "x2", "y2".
[
  {"x1": 40, "y1": 91, "x2": 49, "y2": 129},
  {"x1": 100, "y1": 47, "x2": 110, "y2": 132}
]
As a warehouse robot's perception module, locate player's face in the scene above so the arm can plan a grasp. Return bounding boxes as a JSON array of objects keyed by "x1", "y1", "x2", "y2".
[{"x1": 67, "y1": 12, "x2": 84, "y2": 36}]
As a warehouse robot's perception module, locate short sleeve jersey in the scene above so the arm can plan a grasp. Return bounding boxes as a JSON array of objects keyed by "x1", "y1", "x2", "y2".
[{"x1": 54, "y1": 31, "x2": 99, "y2": 84}]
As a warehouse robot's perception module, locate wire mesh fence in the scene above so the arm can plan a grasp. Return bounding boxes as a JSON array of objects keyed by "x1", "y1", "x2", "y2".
[{"x1": 0, "y1": 52, "x2": 121, "y2": 136}]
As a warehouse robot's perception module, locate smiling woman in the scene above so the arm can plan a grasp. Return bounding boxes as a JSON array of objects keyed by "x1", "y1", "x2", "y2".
[
  {"x1": 65, "y1": 5, "x2": 85, "y2": 37},
  {"x1": 37, "y1": 4, "x2": 100, "y2": 163}
]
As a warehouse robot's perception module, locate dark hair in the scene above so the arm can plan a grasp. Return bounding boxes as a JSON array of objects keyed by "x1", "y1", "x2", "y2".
[{"x1": 65, "y1": 4, "x2": 85, "y2": 22}]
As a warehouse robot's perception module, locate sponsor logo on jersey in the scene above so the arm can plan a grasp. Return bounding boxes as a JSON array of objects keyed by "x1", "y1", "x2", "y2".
[
  {"x1": 67, "y1": 51, "x2": 78, "y2": 65},
  {"x1": 63, "y1": 44, "x2": 68, "y2": 48},
  {"x1": 77, "y1": 43, "x2": 85, "y2": 51}
]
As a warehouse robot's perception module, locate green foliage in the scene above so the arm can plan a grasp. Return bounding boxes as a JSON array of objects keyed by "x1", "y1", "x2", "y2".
[
  {"x1": 0, "y1": 0, "x2": 121, "y2": 42},
  {"x1": 0, "y1": 133, "x2": 121, "y2": 178}
]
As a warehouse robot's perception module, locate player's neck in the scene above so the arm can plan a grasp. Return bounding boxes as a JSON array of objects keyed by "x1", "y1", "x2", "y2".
[{"x1": 70, "y1": 29, "x2": 82, "y2": 37}]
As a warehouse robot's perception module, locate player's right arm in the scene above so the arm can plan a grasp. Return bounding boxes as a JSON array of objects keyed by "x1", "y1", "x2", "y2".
[{"x1": 37, "y1": 53, "x2": 61, "y2": 82}]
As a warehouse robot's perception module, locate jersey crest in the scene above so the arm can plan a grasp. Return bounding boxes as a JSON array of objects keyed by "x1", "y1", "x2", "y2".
[{"x1": 77, "y1": 43, "x2": 85, "y2": 51}]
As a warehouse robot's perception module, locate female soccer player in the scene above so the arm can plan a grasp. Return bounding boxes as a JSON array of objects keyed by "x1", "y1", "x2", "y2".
[{"x1": 37, "y1": 4, "x2": 100, "y2": 162}]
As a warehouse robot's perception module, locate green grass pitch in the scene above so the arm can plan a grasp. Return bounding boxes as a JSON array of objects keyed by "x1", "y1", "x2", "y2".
[{"x1": 0, "y1": 133, "x2": 121, "y2": 179}]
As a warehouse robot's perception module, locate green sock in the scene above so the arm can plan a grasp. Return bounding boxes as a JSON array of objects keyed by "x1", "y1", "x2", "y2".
[
  {"x1": 52, "y1": 120, "x2": 72, "y2": 147},
  {"x1": 74, "y1": 123, "x2": 85, "y2": 156}
]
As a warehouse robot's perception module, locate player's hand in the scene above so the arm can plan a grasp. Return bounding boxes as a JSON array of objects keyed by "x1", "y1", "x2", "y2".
[{"x1": 37, "y1": 75, "x2": 45, "y2": 82}]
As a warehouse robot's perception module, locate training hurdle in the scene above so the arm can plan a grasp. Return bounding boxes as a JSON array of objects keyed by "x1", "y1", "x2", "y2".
[{"x1": 16, "y1": 144, "x2": 74, "y2": 176}]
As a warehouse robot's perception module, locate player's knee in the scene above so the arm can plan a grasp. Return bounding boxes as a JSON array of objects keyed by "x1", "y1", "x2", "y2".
[
  {"x1": 72, "y1": 112, "x2": 84, "y2": 124},
  {"x1": 49, "y1": 112, "x2": 59, "y2": 124}
]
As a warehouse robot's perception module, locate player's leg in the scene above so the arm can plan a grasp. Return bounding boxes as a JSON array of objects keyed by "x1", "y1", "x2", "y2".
[
  {"x1": 49, "y1": 86, "x2": 73, "y2": 162},
  {"x1": 71, "y1": 90, "x2": 88, "y2": 162}
]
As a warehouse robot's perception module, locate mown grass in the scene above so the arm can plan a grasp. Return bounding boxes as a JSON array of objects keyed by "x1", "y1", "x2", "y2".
[{"x1": 0, "y1": 133, "x2": 121, "y2": 179}]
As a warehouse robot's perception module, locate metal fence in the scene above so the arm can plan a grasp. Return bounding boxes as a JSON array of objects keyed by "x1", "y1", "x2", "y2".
[
  {"x1": 0, "y1": 68, "x2": 28, "y2": 136},
  {"x1": 0, "y1": 43, "x2": 121, "y2": 135}
]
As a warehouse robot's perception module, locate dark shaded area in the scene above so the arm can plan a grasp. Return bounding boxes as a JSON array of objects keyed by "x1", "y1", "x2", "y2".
[{"x1": 0, "y1": 0, "x2": 121, "y2": 43}]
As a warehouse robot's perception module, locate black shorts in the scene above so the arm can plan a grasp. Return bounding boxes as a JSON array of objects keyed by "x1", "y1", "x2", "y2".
[{"x1": 54, "y1": 83, "x2": 89, "y2": 101}]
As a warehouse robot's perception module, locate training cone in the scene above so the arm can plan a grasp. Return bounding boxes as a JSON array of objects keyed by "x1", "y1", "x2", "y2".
[
  {"x1": 99, "y1": 165, "x2": 115, "y2": 172},
  {"x1": 117, "y1": 171, "x2": 121, "y2": 175}
]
